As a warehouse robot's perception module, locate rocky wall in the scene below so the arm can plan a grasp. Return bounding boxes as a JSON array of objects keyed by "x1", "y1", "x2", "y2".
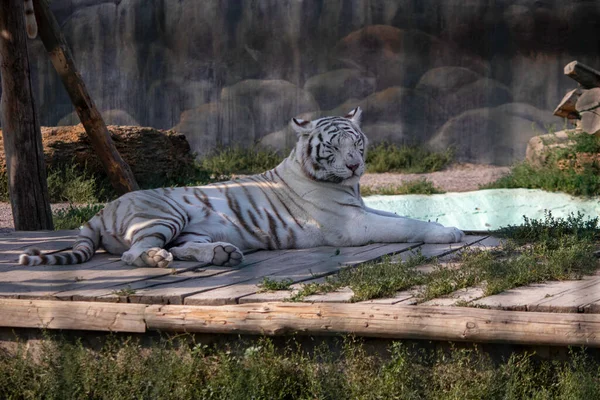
[{"x1": 12, "y1": 0, "x2": 600, "y2": 165}]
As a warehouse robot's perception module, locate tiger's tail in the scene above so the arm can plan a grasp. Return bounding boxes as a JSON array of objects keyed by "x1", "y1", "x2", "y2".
[
  {"x1": 19, "y1": 217, "x2": 102, "y2": 266},
  {"x1": 23, "y1": 0, "x2": 38, "y2": 39}
]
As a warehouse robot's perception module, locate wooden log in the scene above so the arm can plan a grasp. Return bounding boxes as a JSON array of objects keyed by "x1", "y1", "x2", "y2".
[
  {"x1": 145, "y1": 302, "x2": 600, "y2": 347},
  {"x1": 31, "y1": 0, "x2": 139, "y2": 194},
  {"x1": 564, "y1": 61, "x2": 600, "y2": 89},
  {"x1": 0, "y1": 0, "x2": 54, "y2": 230},
  {"x1": 0, "y1": 299, "x2": 147, "y2": 332},
  {"x1": 553, "y1": 88, "x2": 582, "y2": 119}
]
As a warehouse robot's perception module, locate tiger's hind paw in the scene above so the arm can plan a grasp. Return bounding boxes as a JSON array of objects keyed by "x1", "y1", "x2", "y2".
[
  {"x1": 212, "y1": 244, "x2": 243, "y2": 267},
  {"x1": 122, "y1": 247, "x2": 173, "y2": 268}
]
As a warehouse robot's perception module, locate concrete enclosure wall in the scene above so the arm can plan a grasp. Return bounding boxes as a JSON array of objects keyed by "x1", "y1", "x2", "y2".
[{"x1": 12, "y1": 0, "x2": 600, "y2": 165}]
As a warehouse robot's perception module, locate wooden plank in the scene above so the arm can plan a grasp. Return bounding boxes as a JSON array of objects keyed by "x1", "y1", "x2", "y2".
[
  {"x1": 420, "y1": 287, "x2": 486, "y2": 307},
  {"x1": 184, "y1": 243, "x2": 419, "y2": 305},
  {"x1": 87, "y1": 266, "x2": 232, "y2": 303},
  {"x1": 0, "y1": 298, "x2": 146, "y2": 332},
  {"x1": 303, "y1": 287, "x2": 354, "y2": 303},
  {"x1": 0, "y1": 253, "x2": 209, "y2": 300},
  {"x1": 131, "y1": 244, "x2": 411, "y2": 305},
  {"x1": 123, "y1": 247, "x2": 317, "y2": 305},
  {"x1": 239, "y1": 277, "x2": 329, "y2": 304},
  {"x1": 52, "y1": 259, "x2": 210, "y2": 301},
  {"x1": 144, "y1": 302, "x2": 600, "y2": 347},
  {"x1": 528, "y1": 276, "x2": 600, "y2": 313},
  {"x1": 472, "y1": 280, "x2": 586, "y2": 311}
]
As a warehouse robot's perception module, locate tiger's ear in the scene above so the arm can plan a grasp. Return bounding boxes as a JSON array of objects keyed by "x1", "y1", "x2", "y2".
[
  {"x1": 345, "y1": 107, "x2": 362, "y2": 126},
  {"x1": 290, "y1": 117, "x2": 314, "y2": 137}
]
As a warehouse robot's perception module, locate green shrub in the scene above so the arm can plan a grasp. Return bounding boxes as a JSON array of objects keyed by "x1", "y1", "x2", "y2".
[
  {"x1": 200, "y1": 146, "x2": 284, "y2": 177},
  {"x1": 53, "y1": 204, "x2": 105, "y2": 230},
  {"x1": 485, "y1": 132, "x2": 600, "y2": 196},
  {"x1": 361, "y1": 179, "x2": 444, "y2": 196},
  {"x1": 1, "y1": 334, "x2": 600, "y2": 399},
  {"x1": 366, "y1": 143, "x2": 453, "y2": 173}
]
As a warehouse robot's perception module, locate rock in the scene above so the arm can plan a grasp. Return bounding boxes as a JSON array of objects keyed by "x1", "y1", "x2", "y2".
[
  {"x1": 173, "y1": 103, "x2": 255, "y2": 158},
  {"x1": 58, "y1": 109, "x2": 140, "y2": 127},
  {"x1": 428, "y1": 103, "x2": 562, "y2": 165},
  {"x1": 416, "y1": 66, "x2": 481, "y2": 96},
  {"x1": 303, "y1": 69, "x2": 376, "y2": 110},
  {"x1": 361, "y1": 123, "x2": 421, "y2": 146},
  {"x1": 332, "y1": 25, "x2": 489, "y2": 89},
  {"x1": 356, "y1": 87, "x2": 444, "y2": 141},
  {"x1": 525, "y1": 130, "x2": 576, "y2": 167},
  {"x1": 221, "y1": 79, "x2": 319, "y2": 138},
  {"x1": 258, "y1": 127, "x2": 296, "y2": 154},
  {"x1": 443, "y1": 78, "x2": 513, "y2": 118},
  {"x1": 0, "y1": 125, "x2": 195, "y2": 187},
  {"x1": 575, "y1": 88, "x2": 600, "y2": 134}
]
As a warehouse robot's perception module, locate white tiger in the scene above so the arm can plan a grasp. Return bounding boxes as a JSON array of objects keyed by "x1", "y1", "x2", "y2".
[
  {"x1": 19, "y1": 107, "x2": 464, "y2": 268},
  {"x1": 23, "y1": 0, "x2": 38, "y2": 39}
]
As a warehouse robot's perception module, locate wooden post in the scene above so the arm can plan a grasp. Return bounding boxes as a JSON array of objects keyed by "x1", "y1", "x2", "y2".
[
  {"x1": 32, "y1": 0, "x2": 139, "y2": 194},
  {"x1": 0, "y1": 0, "x2": 54, "y2": 230}
]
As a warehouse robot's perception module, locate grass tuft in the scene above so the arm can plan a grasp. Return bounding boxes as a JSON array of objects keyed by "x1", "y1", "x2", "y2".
[
  {"x1": 366, "y1": 143, "x2": 453, "y2": 173},
  {"x1": 200, "y1": 146, "x2": 284, "y2": 177},
  {"x1": 361, "y1": 179, "x2": 444, "y2": 196},
  {"x1": 257, "y1": 277, "x2": 294, "y2": 292},
  {"x1": 53, "y1": 204, "x2": 104, "y2": 230}
]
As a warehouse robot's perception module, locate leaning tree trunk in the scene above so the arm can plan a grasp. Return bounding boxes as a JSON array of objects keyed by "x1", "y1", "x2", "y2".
[
  {"x1": 0, "y1": 0, "x2": 54, "y2": 230},
  {"x1": 32, "y1": 0, "x2": 139, "y2": 195}
]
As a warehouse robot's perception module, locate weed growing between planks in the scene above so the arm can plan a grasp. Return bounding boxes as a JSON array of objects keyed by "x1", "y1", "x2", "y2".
[
  {"x1": 1, "y1": 334, "x2": 600, "y2": 399},
  {"x1": 257, "y1": 277, "x2": 295, "y2": 292},
  {"x1": 361, "y1": 179, "x2": 444, "y2": 196}
]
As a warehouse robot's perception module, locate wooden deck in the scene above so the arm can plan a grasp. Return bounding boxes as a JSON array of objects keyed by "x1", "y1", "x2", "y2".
[{"x1": 2, "y1": 230, "x2": 600, "y2": 347}]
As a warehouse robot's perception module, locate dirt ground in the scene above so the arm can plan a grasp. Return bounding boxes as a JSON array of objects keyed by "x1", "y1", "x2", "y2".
[{"x1": 0, "y1": 163, "x2": 510, "y2": 231}]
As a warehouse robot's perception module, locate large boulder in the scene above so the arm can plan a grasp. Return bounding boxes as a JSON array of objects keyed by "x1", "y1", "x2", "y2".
[
  {"x1": 332, "y1": 25, "x2": 489, "y2": 89},
  {"x1": 525, "y1": 129, "x2": 577, "y2": 167},
  {"x1": 428, "y1": 102, "x2": 562, "y2": 165},
  {"x1": 173, "y1": 103, "x2": 255, "y2": 157},
  {"x1": 416, "y1": 66, "x2": 481, "y2": 97},
  {"x1": 443, "y1": 78, "x2": 513, "y2": 119},
  {"x1": 357, "y1": 87, "x2": 445, "y2": 141},
  {"x1": 361, "y1": 122, "x2": 421, "y2": 146},
  {"x1": 220, "y1": 79, "x2": 319, "y2": 139},
  {"x1": 303, "y1": 69, "x2": 376, "y2": 110},
  {"x1": 0, "y1": 125, "x2": 195, "y2": 187}
]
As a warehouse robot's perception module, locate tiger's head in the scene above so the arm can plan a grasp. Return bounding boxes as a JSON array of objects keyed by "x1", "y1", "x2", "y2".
[{"x1": 290, "y1": 107, "x2": 368, "y2": 186}]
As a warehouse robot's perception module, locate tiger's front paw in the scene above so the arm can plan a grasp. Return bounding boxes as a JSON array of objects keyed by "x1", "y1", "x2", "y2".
[{"x1": 423, "y1": 226, "x2": 464, "y2": 244}]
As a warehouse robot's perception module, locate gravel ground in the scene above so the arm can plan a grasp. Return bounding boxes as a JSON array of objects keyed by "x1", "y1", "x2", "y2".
[{"x1": 0, "y1": 164, "x2": 510, "y2": 231}]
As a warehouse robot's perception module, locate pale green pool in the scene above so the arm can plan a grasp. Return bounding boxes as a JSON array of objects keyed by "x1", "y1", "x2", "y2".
[{"x1": 363, "y1": 188, "x2": 600, "y2": 231}]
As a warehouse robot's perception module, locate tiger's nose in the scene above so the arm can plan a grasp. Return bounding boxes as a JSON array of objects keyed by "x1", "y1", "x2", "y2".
[{"x1": 346, "y1": 163, "x2": 360, "y2": 172}]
